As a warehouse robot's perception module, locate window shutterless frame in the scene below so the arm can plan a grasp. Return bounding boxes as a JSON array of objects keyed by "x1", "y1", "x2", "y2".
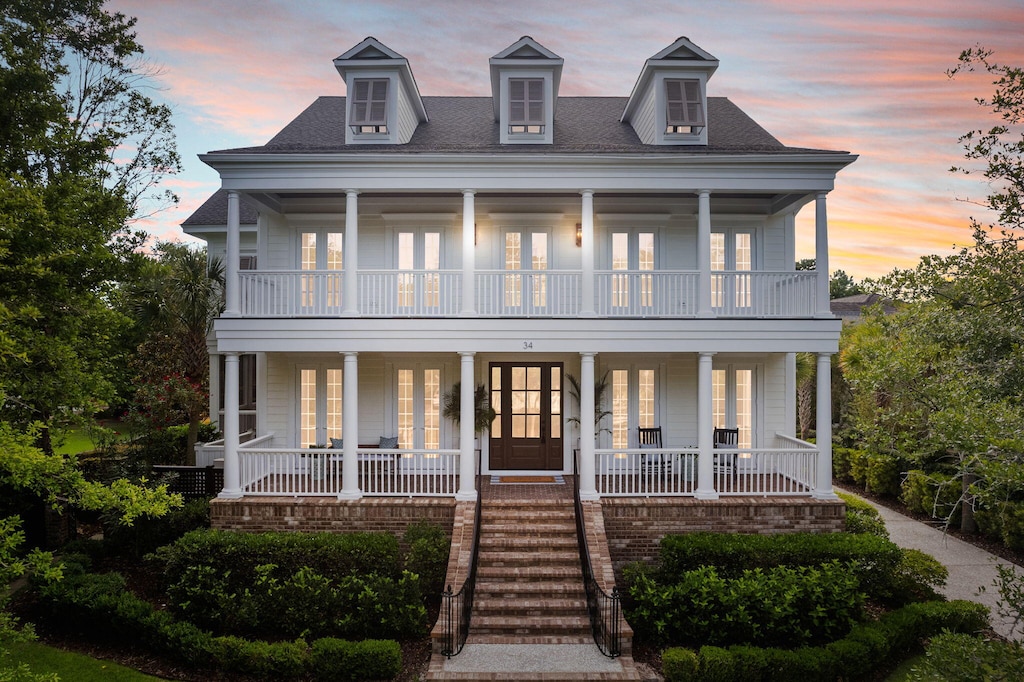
[{"x1": 350, "y1": 78, "x2": 389, "y2": 133}]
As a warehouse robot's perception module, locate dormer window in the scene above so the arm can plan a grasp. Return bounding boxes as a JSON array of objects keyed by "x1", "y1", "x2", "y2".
[
  {"x1": 350, "y1": 78, "x2": 389, "y2": 134},
  {"x1": 665, "y1": 78, "x2": 704, "y2": 134},
  {"x1": 509, "y1": 78, "x2": 545, "y2": 134}
]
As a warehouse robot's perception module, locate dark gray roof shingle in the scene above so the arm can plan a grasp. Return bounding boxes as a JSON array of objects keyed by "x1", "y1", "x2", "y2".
[
  {"x1": 208, "y1": 96, "x2": 840, "y2": 155},
  {"x1": 181, "y1": 189, "x2": 259, "y2": 226}
]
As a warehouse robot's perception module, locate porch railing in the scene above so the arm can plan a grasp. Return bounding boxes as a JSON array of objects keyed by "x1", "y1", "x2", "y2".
[
  {"x1": 236, "y1": 445, "x2": 460, "y2": 497},
  {"x1": 595, "y1": 448, "x2": 699, "y2": 496},
  {"x1": 594, "y1": 436, "x2": 818, "y2": 497},
  {"x1": 573, "y1": 470, "x2": 622, "y2": 658},
  {"x1": 235, "y1": 269, "x2": 819, "y2": 319}
]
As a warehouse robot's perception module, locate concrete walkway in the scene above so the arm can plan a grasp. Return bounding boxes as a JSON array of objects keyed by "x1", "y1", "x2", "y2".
[{"x1": 840, "y1": 488, "x2": 1023, "y2": 641}]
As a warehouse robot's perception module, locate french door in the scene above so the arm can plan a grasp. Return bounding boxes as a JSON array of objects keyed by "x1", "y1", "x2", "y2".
[
  {"x1": 502, "y1": 230, "x2": 549, "y2": 314},
  {"x1": 489, "y1": 362, "x2": 563, "y2": 470}
]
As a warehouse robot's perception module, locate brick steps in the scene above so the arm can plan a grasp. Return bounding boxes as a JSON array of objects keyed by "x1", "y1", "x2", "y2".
[{"x1": 469, "y1": 499, "x2": 592, "y2": 641}]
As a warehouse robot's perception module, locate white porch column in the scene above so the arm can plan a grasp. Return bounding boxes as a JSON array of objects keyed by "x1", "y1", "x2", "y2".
[
  {"x1": 578, "y1": 352, "x2": 599, "y2": 499},
  {"x1": 224, "y1": 190, "x2": 241, "y2": 317},
  {"x1": 695, "y1": 352, "x2": 718, "y2": 499},
  {"x1": 208, "y1": 352, "x2": 221, "y2": 431},
  {"x1": 339, "y1": 352, "x2": 361, "y2": 499},
  {"x1": 814, "y1": 352, "x2": 838, "y2": 499},
  {"x1": 697, "y1": 190, "x2": 713, "y2": 318},
  {"x1": 461, "y1": 190, "x2": 476, "y2": 316},
  {"x1": 815, "y1": 192, "x2": 831, "y2": 318},
  {"x1": 218, "y1": 352, "x2": 242, "y2": 498},
  {"x1": 580, "y1": 190, "x2": 596, "y2": 317},
  {"x1": 456, "y1": 352, "x2": 477, "y2": 500},
  {"x1": 343, "y1": 189, "x2": 360, "y2": 317}
]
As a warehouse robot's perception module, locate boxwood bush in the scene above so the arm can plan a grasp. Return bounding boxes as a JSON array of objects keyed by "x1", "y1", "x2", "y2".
[
  {"x1": 661, "y1": 600, "x2": 989, "y2": 682},
  {"x1": 36, "y1": 567, "x2": 403, "y2": 680}
]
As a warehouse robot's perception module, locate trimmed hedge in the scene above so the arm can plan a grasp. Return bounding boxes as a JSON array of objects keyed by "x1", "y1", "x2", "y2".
[
  {"x1": 37, "y1": 568, "x2": 402, "y2": 680},
  {"x1": 627, "y1": 561, "x2": 863, "y2": 648},
  {"x1": 152, "y1": 528, "x2": 403, "y2": 584},
  {"x1": 837, "y1": 491, "x2": 889, "y2": 538},
  {"x1": 661, "y1": 600, "x2": 989, "y2": 682},
  {"x1": 148, "y1": 529, "x2": 428, "y2": 639}
]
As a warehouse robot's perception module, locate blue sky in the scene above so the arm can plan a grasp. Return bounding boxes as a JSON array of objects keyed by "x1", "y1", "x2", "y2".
[{"x1": 108, "y1": 0, "x2": 1024, "y2": 278}]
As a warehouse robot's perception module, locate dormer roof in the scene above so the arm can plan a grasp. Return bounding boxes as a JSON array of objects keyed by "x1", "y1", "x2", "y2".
[
  {"x1": 333, "y1": 36, "x2": 427, "y2": 123},
  {"x1": 621, "y1": 36, "x2": 719, "y2": 124},
  {"x1": 488, "y1": 36, "x2": 563, "y2": 121}
]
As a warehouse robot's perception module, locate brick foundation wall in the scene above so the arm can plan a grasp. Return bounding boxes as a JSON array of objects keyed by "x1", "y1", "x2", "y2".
[
  {"x1": 210, "y1": 496, "x2": 458, "y2": 542},
  {"x1": 600, "y1": 496, "x2": 846, "y2": 575}
]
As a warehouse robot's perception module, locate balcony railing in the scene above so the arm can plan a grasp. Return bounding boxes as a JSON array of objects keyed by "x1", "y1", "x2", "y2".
[{"x1": 236, "y1": 270, "x2": 820, "y2": 319}]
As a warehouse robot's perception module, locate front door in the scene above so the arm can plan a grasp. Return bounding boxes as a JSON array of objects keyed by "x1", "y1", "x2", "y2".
[{"x1": 489, "y1": 362, "x2": 563, "y2": 470}]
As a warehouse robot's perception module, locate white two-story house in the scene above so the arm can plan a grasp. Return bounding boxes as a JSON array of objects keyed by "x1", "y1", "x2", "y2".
[{"x1": 185, "y1": 35, "x2": 854, "y2": 517}]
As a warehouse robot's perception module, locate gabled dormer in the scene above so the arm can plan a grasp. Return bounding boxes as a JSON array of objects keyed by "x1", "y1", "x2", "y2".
[
  {"x1": 489, "y1": 37, "x2": 563, "y2": 145},
  {"x1": 334, "y1": 37, "x2": 427, "y2": 145},
  {"x1": 621, "y1": 37, "x2": 719, "y2": 146}
]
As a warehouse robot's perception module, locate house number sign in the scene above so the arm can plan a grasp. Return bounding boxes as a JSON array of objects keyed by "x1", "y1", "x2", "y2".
[{"x1": 522, "y1": 341, "x2": 534, "y2": 349}]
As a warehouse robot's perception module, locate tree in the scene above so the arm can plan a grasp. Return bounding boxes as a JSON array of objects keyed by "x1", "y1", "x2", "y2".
[
  {"x1": 792, "y1": 259, "x2": 865, "y2": 299},
  {"x1": 0, "y1": 0, "x2": 180, "y2": 452},
  {"x1": 838, "y1": 48, "x2": 1024, "y2": 534},
  {"x1": 127, "y1": 244, "x2": 223, "y2": 462},
  {"x1": 948, "y1": 47, "x2": 1024, "y2": 234}
]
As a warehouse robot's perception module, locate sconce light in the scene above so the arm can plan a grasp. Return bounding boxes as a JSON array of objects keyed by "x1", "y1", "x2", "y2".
[
  {"x1": 575, "y1": 223, "x2": 582, "y2": 247},
  {"x1": 474, "y1": 223, "x2": 478, "y2": 246}
]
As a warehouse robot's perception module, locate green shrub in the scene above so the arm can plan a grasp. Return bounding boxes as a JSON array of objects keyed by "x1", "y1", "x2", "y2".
[
  {"x1": 832, "y1": 446, "x2": 856, "y2": 480},
  {"x1": 697, "y1": 646, "x2": 736, "y2": 682},
  {"x1": 36, "y1": 568, "x2": 404, "y2": 679},
  {"x1": 845, "y1": 447, "x2": 871, "y2": 486},
  {"x1": 887, "y1": 549, "x2": 948, "y2": 604},
  {"x1": 627, "y1": 561, "x2": 862, "y2": 648},
  {"x1": 864, "y1": 452, "x2": 902, "y2": 497},
  {"x1": 907, "y1": 633, "x2": 1024, "y2": 681},
  {"x1": 403, "y1": 520, "x2": 450, "y2": 595},
  {"x1": 838, "y1": 491, "x2": 889, "y2": 538},
  {"x1": 656, "y1": 531, "x2": 902, "y2": 602},
  {"x1": 658, "y1": 600, "x2": 989, "y2": 682},
  {"x1": 309, "y1": 638, "x2": 403, "y2": 681},
  {"x1": 901, "y1": 469, "x2": 962, "y2": 523},
  {"x1": 975, "y1": 500, "x2": 1024, "y2": 550},
  {"x1": 661, "y1": 647, "x2": 699, "y2": 682},
  {"x1": 152, "y1": 528, "x2": 402, "y2": 587},
  {"x1": 103, "y1": 497, "x2": 211, "y2": 557}
]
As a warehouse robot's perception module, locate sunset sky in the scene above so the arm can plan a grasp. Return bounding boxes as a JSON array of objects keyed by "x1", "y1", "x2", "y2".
[{"x1": 106, "y1": 0, "x2": 1024, "y2": 279}]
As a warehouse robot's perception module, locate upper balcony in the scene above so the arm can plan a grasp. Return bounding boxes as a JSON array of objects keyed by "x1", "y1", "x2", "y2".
[{"x1": 235, "y1": 268, "x2": 819, "y2": 319}]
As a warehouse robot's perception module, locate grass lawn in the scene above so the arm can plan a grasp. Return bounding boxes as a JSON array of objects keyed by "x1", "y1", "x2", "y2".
[
  {"x1": 53, "y1": 420, "x2": 128, "y2": 455},
  {"x1": 5, "y1": 641, "x2": 164, "y2": 681}
]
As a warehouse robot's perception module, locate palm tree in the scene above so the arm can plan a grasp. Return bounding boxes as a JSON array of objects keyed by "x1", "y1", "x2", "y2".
[
  {"x1": 132, "y1": 244, "x2": 224, "y2": 463},
  {"x1": 442, "y1": 382, "x2": 497, "y2": 435}
]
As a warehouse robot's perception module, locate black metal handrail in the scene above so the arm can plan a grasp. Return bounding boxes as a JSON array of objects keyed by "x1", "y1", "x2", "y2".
[
  {"x1": 440, "y1": 451, "x2": 483, "y2": 658},
  {"x1": 573, "y1": 450, "x2": 622, "y2": 658}
]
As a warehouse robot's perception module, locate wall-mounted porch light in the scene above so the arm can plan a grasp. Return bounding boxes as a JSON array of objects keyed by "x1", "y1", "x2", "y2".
[{"x1": 575, "y1": 223, "x2": 582, "y2": 247}]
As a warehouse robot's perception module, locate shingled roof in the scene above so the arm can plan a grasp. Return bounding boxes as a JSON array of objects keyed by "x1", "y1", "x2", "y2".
[
  {"x1": 181, "y1": 189, "x2": 259, "y2": 227},
  {"x1": 207, "y1": 96, "x2": 841, "y2": 156}
]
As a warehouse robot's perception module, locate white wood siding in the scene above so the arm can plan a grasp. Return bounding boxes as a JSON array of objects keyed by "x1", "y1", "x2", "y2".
[
  {"x1": 396, "y1": 80, "x2": 419, "y2": 144},
  {"x1": 630, "y1": 82, "x2": 657, "y2": 145}
]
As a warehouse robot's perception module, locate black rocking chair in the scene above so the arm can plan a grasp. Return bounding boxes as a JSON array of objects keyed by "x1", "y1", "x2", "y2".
[
  {"x1": 638, "y1": 426, "x2": 667, "y2": 473},
  {"x1": 713, "y1": 427, "x2": 739, "y2": 473}
]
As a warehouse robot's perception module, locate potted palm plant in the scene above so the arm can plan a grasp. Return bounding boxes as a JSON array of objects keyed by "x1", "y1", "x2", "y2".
[{"x1": 442, "y1": 382, "x2": 497, "y2": 436}]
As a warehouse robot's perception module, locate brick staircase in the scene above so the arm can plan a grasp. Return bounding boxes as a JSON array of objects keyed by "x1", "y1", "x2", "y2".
[
  {"x1": 471, "y1": 499, "x2": 592, "y2": 642},
  {"x1": 426, "y1": 484, "x2": 640, "y2": 681}
]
